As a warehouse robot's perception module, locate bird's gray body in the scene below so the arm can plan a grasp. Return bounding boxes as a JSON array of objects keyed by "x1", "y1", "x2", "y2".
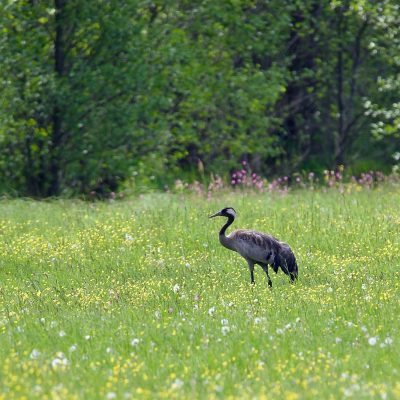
[
  {"x1": 211, "y1": 207, "x2": 298, "y2": 287},
  {"x1": 221, "y1": 229, "x2": 279, "y2": 264}
]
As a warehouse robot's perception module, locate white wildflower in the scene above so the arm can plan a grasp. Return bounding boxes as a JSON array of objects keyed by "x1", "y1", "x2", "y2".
[
  {"x1": 208, "y1": 307, "x2": 216, "y2": 316},
  {"x1": 51, "y1": 352, "x2": 68, "y2": 369},
  {"x1": 221, "y1": 319, "x2": 229, "y2": 326},
  {"x1": 254, "y1": 317, "x2": 262, "y2": 325},
  {"x1": 172, "y1": 378, "x2": 184, "y2": 389},
  {"x1": 172, "y1": 284, "x2": 180, "y2": 293},
  {"x1": 131, "y1": 338, "x2": 140, "y2": 347},
  {"x1": 221, "y1": 326, "x2": 230, "y2": 335},
  {"x1": 30, "y1": 349, "x2": 40, "y2": 359},
  {"x1": 106, "y1": 392, "x2": 117, "y2": 400},
  {"x1": 59, "y1": 330, "x2": 66, "y2": 337},
  {"x1": 69, "y1": 344, "x2": 77, "y2": 352},
  {"x1": 276, "y1": 328, "x2": 284, "y2": 335},
  {"x1": 327, "y1": 287, "x2": 333, "y2": 293},
  {"x1": 335, "y1": 337, "x2": 342, "y2": 344},
  {"x1": 125, "y1": 233, "x2": 133, "y2": 241},
  {"x1": 84, "y1": 335, "x2": 91, "y2": 340},
  {"x1": 368, "y1": 337, "x2": 377, "y2": 346},
  {"x1": 32, "y1": 385, "x2": 42, "y2": 394},
  {"x1": 361, "y1": 326, "x2": 368, "y2": 333},
  {"x1": 384, "y1": 337, "x2": 393, "y2": 345}
]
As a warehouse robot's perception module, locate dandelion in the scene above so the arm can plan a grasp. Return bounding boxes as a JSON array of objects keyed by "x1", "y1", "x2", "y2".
[
  {"x1": 257, "y1": 360, "x2": 265, "y2": 369},
  {"x1": 221, "y1": 326, "x2": 230, "y2": 335},
  {"x1": 59, "y1": 330, "x2": 66, "y2": 337},
  {"x1": 106, "y1": 392, "x2": 117, "y2": 399},
  {"x1": 335, "y1": 337, "x2": 342, "y2": 344},
  {"x1": 368, "y1": 337, "x2": 377, "y2": 346},
  {"x1": 84, "y1": 335, "x2": 91, "y2": 340},
  {"x1": 208, "y1": 307, "x2": 216, "y2": 316},
  {"x1": 276, "y1": 328, "x2": 284, "y2": 335},
  {"x1": 172, "y1": 378, "x2": 184, "y2": 389},
  {"x1": 384, "y1": 337, "x2": 393, "y2": 345},
  {"x1": 221, "y1": 319, "x2": 229, "y2": 326},
  {"x1": 30, "y1": 349, "x2": 40, "y2": 360},
  {"x1": 32, "y1": 385, "x2": 42, "y2": 394},
  {"x1": 172, "y1": 284, "x2": 180, "y2": 293},
  {"x1": 131, "y1": 338, "x2": 140, "y2": 347},
  {"x1": 51, "y1": 352, "x2": 69, "y2": 369},
  {"x1": 154, "y1": 310, "x2": 161, "y2": 319},
  {"x1": 69, "y1": 344, "x2": 77, "y2": 352},
  {"x1": 125, "y1": 233, "x2": 133, "y2": 241},
  {"x1": 254, "y1": 317, "x2": 262, "y2": 325}
]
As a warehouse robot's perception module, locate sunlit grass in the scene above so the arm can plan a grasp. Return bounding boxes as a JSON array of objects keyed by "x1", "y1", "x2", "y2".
[{"x1": 1, "y1": 187, "x2": 400, "y2": 399}]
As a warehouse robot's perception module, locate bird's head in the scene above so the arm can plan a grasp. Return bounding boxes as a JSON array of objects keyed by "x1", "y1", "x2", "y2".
[{"x1": 209, "y1": 207, "x2": 236, "y2": 219}]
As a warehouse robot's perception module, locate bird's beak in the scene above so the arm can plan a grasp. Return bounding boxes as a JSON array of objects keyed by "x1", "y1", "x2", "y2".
[{"x1": 209, "y1": 211, "x2": 221, "y2": 219}]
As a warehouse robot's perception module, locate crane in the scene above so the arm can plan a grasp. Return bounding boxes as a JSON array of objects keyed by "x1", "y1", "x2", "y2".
[{"x1": 210, "y1": 207, "x2": 298, "y2": 287}]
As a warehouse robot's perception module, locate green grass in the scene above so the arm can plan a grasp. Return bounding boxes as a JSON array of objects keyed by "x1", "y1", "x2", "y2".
[{"x1": 1, "y1": 187, "x2": 400, "y2": 399}]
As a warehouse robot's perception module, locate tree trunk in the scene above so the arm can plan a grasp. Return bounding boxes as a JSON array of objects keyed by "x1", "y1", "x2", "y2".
[
  {"x1": 334, "y1": 6, "x2": 345, "y2": 166},
  {"x1": 48, "y1": 0, "x2": 66, "y2": 196}
]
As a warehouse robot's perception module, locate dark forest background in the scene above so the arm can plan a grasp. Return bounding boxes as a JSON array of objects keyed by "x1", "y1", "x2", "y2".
[{"x1": 0, "y1": 0, "x2": 399, "y2": 197}]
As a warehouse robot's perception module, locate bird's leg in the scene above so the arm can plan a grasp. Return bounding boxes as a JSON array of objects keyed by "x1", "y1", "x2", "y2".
[
  {"x1": 247, "y1": 260, "x2": 255, "y2": 284},
  {"x1": 260, "y1": 263, "x2": 272, "y2": 288}
]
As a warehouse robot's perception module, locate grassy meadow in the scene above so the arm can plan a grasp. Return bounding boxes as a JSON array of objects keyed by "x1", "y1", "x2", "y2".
[{"x1": 0, "y1": 187, "x2": 400, "y2": 399}]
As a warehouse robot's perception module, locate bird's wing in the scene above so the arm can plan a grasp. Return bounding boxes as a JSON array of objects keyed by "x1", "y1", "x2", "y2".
[{"x1": 229, "y1": 229, "x2": 280, "y2": 263}]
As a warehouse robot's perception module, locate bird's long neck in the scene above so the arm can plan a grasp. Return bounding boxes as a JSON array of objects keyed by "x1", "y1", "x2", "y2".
[
  {"x1": 219, "y1": 215, "x2": 234, "y2": 236},
  {"x1": 219, "y1": 215, "x2": 235, "y2": 250}
]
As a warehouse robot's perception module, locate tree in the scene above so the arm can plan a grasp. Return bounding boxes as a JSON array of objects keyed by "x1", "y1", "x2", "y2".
[{"x1": 0, "y1": 0, "x2": 171, "y2": 196}]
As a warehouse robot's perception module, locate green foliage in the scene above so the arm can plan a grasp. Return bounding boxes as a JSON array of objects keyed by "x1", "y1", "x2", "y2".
[{"x1": 0, "y1": 0, "x2": 399, "y2": 196}]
